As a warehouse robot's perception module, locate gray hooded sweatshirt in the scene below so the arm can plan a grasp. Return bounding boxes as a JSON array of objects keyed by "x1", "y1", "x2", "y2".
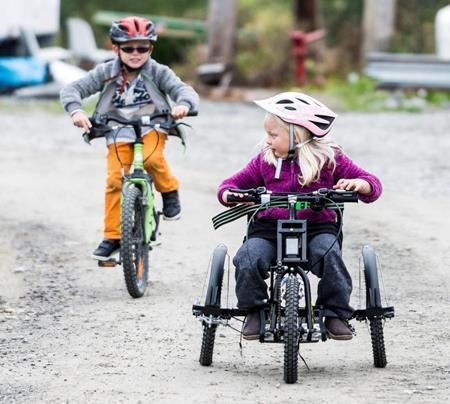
[{"x1": 60, "y1": 58, "x2": 199, "y2": 144}]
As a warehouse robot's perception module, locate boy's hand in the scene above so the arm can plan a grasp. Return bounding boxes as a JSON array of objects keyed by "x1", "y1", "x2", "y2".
[
  {"x1": 333, "y1": 178, "x2": 372, "y2": 195},
  {"x1": 72, "y1": 111, "x2": 92, "y2": 133},
  {"x1": 171, "y1": 105, "x2": 189, "y2": 120}
]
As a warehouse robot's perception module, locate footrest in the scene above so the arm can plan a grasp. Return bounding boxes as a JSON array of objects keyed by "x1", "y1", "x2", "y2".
[
  {"x1": 352, "y1": 306, "x2": 395, "y2": 321},
  {"x1": 98, "y1": 258, "x2": 119, "y2": 268}
]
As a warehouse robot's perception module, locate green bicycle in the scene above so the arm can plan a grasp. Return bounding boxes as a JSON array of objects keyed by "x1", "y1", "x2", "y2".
[{"x1": 84, "y1": 110, "x2": 197, "y2": 298}]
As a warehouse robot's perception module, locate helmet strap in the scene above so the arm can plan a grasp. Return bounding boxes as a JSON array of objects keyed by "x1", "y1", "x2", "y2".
[
  {"x1": 274, "y1": 157, "x2": 283, "y2": 179},
  {"x1": 296, "y1": 138, "x2": 312, "y2": 149},
  {"x1": 287, "y1": 124, "x2": 296, "y2": 160}
]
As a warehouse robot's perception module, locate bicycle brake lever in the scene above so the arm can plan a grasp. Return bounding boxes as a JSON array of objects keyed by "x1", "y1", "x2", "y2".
[
  {"x1": 82, "y1": 132, "x2": 92, "y2": 145},
  {"x1": 175, "y1": 122, "x2": 192, "y2": 129}
]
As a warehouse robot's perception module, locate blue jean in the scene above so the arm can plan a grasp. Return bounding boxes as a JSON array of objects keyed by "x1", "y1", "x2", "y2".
[{"x1": 233, "y1": 234, "x2": 354, "y2": 319}]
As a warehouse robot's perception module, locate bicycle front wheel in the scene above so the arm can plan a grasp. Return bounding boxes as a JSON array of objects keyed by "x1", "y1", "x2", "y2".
[{"x1": 121, "y1": 186, "x2": 149, "y2": 298}]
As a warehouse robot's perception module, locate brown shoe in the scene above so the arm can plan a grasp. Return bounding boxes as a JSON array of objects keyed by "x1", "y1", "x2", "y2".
[
  {"x1": 242, "y1": 312, "x2": 261, "y2": 340},
  {"x1": 325, "y1": 317, "x2": 353, "y2": 341}
]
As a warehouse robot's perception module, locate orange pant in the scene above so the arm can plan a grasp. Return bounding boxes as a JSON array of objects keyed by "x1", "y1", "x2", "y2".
[{"x1": 104, "y1": 130, "x2": 179, "y2": 239}]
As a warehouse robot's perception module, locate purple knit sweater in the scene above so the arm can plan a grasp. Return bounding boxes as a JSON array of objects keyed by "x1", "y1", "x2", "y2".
[{"x1": 217, "y1": 150, "x2": 382, "y2": 223}]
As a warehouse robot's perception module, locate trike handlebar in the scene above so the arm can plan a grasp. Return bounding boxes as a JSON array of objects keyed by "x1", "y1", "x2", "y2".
[
  {"x1": 212, "y1": 187, "x2": 358, "y2": 230},
  {"x1": 226, "y1": 187, "x2": 359, "y2": 205}
]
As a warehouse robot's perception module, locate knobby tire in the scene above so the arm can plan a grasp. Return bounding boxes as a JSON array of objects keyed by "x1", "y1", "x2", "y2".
[
  {"x1": 121, "y1": 186, "x2": 149, "y2": 298},
  {"x1": 199, "y1": 245, "x2": 227, "y2": 366},
  {"x1": 284, "y1": 275, "x2": 300, "y2": 384},
  {"x1": 370, "y1": 317, "x2": 387, "y2": 368}
]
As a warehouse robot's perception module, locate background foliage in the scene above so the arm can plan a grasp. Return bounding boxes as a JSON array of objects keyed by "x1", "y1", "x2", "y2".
[{"x1": 59, "y1": 0, "x2": 450, "y2": 86}]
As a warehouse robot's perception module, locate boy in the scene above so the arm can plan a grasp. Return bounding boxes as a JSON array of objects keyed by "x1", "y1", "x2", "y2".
[{"x1": 60, "y1": 16, "x2": 199, "y2": 260}]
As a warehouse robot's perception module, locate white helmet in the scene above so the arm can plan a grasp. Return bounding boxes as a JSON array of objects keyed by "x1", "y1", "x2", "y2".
[{"x1": 254, "y1": 92, "x2": 337, "y2": 137}]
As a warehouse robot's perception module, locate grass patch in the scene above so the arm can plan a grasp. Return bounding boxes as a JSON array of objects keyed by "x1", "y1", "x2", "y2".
[{"x1": 291, "y1": 75, "x2": 450, "y2": 112}]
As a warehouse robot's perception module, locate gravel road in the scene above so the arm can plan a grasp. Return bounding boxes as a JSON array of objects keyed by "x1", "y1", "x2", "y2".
[{"x1": 0, "y1": 100, "x2": 449, "y2": 403}]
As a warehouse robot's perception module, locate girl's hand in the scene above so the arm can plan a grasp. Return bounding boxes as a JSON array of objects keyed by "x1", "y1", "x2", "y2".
[
  {"x1": 222, "y1": 190, "x2": 254, "y2": 205},
  {"x1": 171, "y1": 105, "x2": 189, "y2": 120},
  {"x1": 333, "y1": 178, "x2": 372, "y2": 195},
  {"x1": 72, "y1": 111, "x2": 92, "y2": 133}
]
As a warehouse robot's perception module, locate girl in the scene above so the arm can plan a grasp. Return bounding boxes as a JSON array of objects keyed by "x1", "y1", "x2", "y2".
[{"x1": 217, "y1": 92, "x2": 382, "y2": 340}]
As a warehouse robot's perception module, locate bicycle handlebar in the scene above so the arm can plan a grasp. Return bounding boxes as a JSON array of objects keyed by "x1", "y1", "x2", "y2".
[
  {"x1": 91, "y1": 109, "x2": 198, "y2": 128},
  {"x1": 83, "y1": 109, "x2": 198, "y2": 144}
]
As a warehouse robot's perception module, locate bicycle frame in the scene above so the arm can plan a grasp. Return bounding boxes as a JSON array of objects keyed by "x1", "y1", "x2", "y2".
[{"x1": 120, "y1": 130, "x2": 155, "y2": 245}]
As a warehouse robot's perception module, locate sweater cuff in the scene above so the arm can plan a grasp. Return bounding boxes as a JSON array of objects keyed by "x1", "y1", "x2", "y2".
[
  {"x1": 70, "y1": 108, "x2": 85, "y2": 116},
  {"x1": 66, "y1": 102, "x2": 83, "y2": 115}
]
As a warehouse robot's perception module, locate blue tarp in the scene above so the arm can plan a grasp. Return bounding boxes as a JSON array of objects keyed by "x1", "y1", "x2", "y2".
[{"x1": 0, "y1": 57, "x2": 47, "y2": 90}]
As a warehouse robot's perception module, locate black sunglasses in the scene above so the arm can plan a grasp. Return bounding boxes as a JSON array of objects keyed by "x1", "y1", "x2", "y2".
[{"x1": 120, "y1": 46, "x2": 151, "y2": 54}]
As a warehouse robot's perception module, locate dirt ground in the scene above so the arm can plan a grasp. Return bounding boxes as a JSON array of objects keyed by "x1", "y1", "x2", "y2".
[{"x1": 0, "y1": 100, "x2": 449, "y2": 403}]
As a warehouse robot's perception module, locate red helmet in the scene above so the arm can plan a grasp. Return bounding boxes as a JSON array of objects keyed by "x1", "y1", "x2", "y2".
[{"x1": 110, "y1": 16, "x2": 158, "y2": 43}]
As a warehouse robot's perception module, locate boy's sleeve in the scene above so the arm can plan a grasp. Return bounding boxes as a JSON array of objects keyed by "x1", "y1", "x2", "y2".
[
  {"x1": 217, "y1": 154, "x2": 264, "y2": 206},
  {"x1": 155, "y1": 64, "x2": 199, "y2": 112},
  {"x1": 59, "y1": 63, "x2": 107, "y2": 115},
  {"x1": 333, "y1": 150, "x2": 382, "y2": 203}
]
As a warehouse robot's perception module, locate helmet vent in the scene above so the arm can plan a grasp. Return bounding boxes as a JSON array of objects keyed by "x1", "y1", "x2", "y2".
[
  {"x1": 276, "y1": 99, "x2": 293, "y2": 104},
  {"x1": 284, "y1": 106, "x2": 296, "y2": 111},
  {"x1": 314, "y1": 115, "x2": 335, "y2": 129},
  {"x1": 296, "y1": 97, "x2": 309, "y2": 105}
]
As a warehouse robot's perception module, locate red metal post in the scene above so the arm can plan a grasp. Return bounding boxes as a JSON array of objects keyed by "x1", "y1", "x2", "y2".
[{"x1": 289, "y1": 29, "x2": 325, "y2": 84}]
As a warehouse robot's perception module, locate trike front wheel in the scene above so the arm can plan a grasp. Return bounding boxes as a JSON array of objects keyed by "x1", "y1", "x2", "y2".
[{"x1": 283, "y1": 275, "x2": 300, "y2": 384}]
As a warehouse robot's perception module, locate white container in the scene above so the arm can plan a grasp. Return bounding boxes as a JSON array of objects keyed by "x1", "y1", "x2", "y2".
[
  {"x1": 435, "y1": 4, "x2": 450, "y2": 60},
  {"x1": 0, "y1": 0, "x2": 60, "y2": 41}
]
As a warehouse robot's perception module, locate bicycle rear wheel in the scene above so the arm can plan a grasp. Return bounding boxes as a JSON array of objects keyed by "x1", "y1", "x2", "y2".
[
  {"x1": 283, "y1": 275, "x2": 300, "y2": 384},
  {"x1": 121, "y1": 186, "x2": 149, "y2": 298}
]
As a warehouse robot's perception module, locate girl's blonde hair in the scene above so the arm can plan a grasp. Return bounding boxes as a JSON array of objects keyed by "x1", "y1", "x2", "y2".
[{"x1": 262, "y1": 113, "x2": 342, "y2": 186}]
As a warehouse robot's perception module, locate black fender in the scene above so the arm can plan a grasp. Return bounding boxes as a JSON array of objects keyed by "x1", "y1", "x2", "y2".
[
  {"x1": 362, "y1": 245, "x2": 382, "y2": 309},
  {"x1": 205, "y1": 244, "x2": 228, "y2": 307}
]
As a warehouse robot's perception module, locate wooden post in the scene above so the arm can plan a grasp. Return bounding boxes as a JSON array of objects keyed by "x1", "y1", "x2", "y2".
[
  {"x1": 362, "y1": 0, "x2": 397, "y2": 59},
  {"x1": 294, "y1": 0, "x2": 322, "y2": 31},
  {"x1": 206, "y1": 0, "x2": 237, "y2": 65}
]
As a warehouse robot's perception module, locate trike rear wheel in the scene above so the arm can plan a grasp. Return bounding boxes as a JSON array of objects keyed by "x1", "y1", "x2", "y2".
[
  {"x1": 369, "y1": 317, "x2": 387, "y2": 368},
  {"x1": 198, "y1": 245, "x2": 227, "y2": 366},
  {"x1": 283, "y1": 275, "x2": 300, "y2": 384},
  {"x1": 362, "y1": 245, "x2": 387, "y2": 368},
  {"x1": 199, "y1": 324, "x2": 217, "y2": 366},
  {"x1": 121, "y1": 186, "x2": 149, "y2": 298}
]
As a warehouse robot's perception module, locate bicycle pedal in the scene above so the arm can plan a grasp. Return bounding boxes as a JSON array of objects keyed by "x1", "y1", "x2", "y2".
[
  {"x1": 149, "y1": 239, "x2": 162, "y2": 249},
  {"x1": 98, "y1": 259, "x2": 119, "y2": 268}
]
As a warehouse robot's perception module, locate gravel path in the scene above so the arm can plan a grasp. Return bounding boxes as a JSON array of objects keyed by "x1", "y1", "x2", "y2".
[{"x1": 0, "y1": 100, "x2": 449, "y2": 403}]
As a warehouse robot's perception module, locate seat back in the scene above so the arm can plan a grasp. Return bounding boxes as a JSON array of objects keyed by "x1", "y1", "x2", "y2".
[{"x1": 67, "y1": 17, "x2": 98, "y2": 59}]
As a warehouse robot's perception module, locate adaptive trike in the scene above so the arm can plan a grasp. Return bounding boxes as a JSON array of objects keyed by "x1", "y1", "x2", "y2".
[{"x1": 192, "y1": 187, "x2": 394, "y2": 383}]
